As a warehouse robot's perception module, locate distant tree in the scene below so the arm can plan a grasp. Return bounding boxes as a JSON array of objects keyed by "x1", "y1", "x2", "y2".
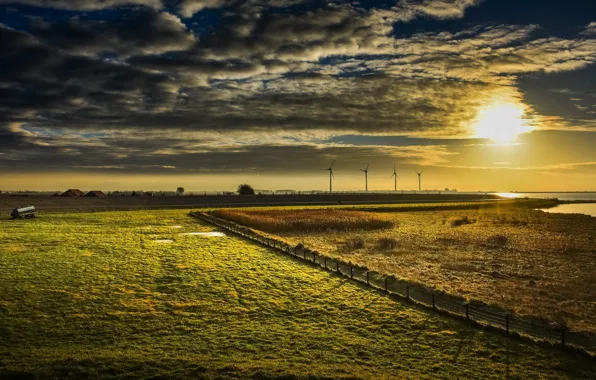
[
  {"x1": 176, "y1": 187, "x2": 185, "y2": 196},
  {"x1": 131, "y1": 191, "x2": 137, "y2": 196},
  {"x1": 237, "y1": 184, "x2": 255, "y2": 195}
]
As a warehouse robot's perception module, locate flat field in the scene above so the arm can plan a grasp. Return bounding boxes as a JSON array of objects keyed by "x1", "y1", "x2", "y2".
[
  {"x1": 215, "y1": 204, "x2": 596, "y2": 335},
  {"x1": 1, "y1": 210, "x2": 594, "y2": 379},
  {"x1": 0, "y1": 193, "x2": 501, "y2": 215}
]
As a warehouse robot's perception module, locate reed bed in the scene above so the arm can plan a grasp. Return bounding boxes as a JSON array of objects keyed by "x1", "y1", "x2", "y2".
[{"x1": 211, "y1": 209, "x2": 395, "y2": 233}]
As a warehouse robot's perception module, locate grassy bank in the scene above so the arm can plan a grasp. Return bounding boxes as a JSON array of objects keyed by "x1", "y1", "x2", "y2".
[{"x1": 1, "y1": 210, "x2": 594, "y2": 379}]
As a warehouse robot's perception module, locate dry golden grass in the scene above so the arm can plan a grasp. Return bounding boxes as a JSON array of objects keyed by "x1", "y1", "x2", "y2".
[
  {"x1": 219, "y1": 206, "x2": 596, "y2": 335},
  {"x1": 212, "y1": 209, "x2": 395, "y2": 232}
]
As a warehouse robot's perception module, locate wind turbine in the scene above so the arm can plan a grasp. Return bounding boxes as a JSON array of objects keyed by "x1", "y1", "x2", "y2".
[
  {"x1": 325, "y1": 160, "x2": 335, "y2": 193},
  {"x1": 390, "y1": 164, "x2": 399, "y2": 192},
  {"x1": 360, "y1": 164, "x2": 369, "y2": 193},
  {"x1": 415, "y1": 169, "x2": 423, "y2": 192}
]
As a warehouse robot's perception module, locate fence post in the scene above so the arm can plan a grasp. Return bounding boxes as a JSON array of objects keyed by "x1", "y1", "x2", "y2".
[
  {"x1": 313, "y1": 252, "x2": 316, "y2": 264},
  {"x1": 384, "y1": 277, "x2": 388, "y2": 294},
  {"x1": 465, "y1": 303, "x2": 469, "y2": 320},
  {"x1": 366, "y1": 271, "x2": 369, "y2": 285},
  {"x1": 350, "y1": 265, "x2": 353, "y2": 279},
  {"x1": 406, "y1": 285, "x2": 410, "y2": 300},
  {"x1": 324, "y1": 258, "x2": 327, "y2": 269},
  {"x1": 561, "y1": 329, "x2": 566, "y2": 348},
  {"x1": 432, "y1": 294, "x2": 435, "y2": 310},
  {"x1": 506, "y1": 314, "x2": 509, "y2": 334},
  {"x1": 336, "y1": 261, "x2": 339, "y2": 273}
]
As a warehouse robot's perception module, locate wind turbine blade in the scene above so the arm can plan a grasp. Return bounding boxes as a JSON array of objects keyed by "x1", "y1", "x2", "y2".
[
  {"x1": 332, "y1": 172, "x2": 335, "y2": 179},
  {"x1": 330, "y1": 159, "x2": 336, "y2": 169},
  {"x1": 366, "y1": 164, "x2": 369, "y2": 171}
]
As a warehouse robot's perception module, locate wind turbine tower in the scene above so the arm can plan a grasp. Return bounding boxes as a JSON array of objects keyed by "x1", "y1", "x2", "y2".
[
  {"x1": 390, "y1": 164, "x2": 399, "y2": 192},
  {"x1": 360, "y1": 164, "x2": 369, "y2": 193},
  {"x1": 326, "y1": 160, "x2": 336, "y2": 193},
  {"x1": 415, "y1": 170, "x2": 423, "y2": 192}
]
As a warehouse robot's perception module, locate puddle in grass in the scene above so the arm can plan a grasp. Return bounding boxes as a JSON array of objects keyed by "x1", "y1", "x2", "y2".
[
  {"x1": 154, "y1": 239, "x2": 174, "y2": 243},
  {"x1": 179, "y1": 232, "x2": 226, "y2": 237}
]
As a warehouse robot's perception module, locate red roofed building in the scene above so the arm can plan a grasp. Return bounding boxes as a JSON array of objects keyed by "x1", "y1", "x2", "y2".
[
  {"x1": 61, "y1": 189, "x2": 85, "y2": 197},
  {"x1": 84, "y1": 190, "x2": 106, "y2": 198}
]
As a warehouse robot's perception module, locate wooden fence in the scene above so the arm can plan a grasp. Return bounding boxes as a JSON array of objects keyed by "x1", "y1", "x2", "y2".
[{"x1": 190, "y1": 211, "x2": 595, "y2": 356}]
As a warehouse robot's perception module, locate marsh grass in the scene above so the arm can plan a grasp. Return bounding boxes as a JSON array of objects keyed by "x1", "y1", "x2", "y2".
[
  {"x1": 212, "y1": 209, "x2": 395, "y2": 232},
  {"x1": 260, "y1": 207, "x2": 596, "y2": 335},
  {"x1": 3, "y1": 210, "x2": 595, "y2": 378},
  {"x1": 344, "y1": 236, "x2": 366, "y2": 250},
  {"x1": 486, "y1": 234, "x2": 509, "y2": 248},
  {"x1": 377, "y1": 237, "x2": 398, "y2": 250},
  {"x1": 448, "y1": 215, "x2": 477, "y2": 227},
  {"x1": 494, "y1": 215, "x2": 529, "y2": 226}
]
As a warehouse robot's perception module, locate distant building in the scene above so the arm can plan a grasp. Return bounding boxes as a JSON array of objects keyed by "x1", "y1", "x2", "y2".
[
  {"x1": 61, "y1": 189, "x2": 85, "y2": 197},
  {"x1": 143, "y1": 192, "x2": 153, "y2": 197},
  {"x1": 275, "y1": 189, "x2": 296, "y2": 195},
  {"x1": 84, "y1": 190, "x2": 106, "y2": 198}
]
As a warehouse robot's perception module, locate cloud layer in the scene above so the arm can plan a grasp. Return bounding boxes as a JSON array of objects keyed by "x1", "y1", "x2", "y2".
[{"x1": 0, "y1": 0, "x2": 595, "y2": 182}]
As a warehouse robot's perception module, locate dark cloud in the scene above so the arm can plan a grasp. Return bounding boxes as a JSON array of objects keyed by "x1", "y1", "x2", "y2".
[
  {"x1": 29, "y1": 10, "x2": 195, "y2": 56},
  {"x1": 0, "y1": 133, "x2": 453, "y2": 173},
  {"x1": 0, "y1": 0, "x2": 162, "y2": 11},
  {"x1": 0, "y1": 24, "x2": 176, "y2": 123}
]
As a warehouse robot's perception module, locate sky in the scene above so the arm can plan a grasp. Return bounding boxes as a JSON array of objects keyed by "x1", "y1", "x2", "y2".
[{"x1": 0, "y1": 0, "x2": 595, "y2": 192}]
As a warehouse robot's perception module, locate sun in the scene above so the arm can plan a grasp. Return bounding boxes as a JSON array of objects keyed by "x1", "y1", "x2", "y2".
[{"x1": 473, "y1": 102, "x2": 533, "y2": 144}]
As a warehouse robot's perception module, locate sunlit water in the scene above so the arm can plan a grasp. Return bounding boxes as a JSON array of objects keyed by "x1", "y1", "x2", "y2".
[
  {"x1": 494, "y1": 192, "x2": 596, "y2": 201},
  {"x1": 179, "y1": 232, "x2": 226, "y2": 237},
  {"x1": 539, "y1": 204, "x2": 596, "y2": 217}
]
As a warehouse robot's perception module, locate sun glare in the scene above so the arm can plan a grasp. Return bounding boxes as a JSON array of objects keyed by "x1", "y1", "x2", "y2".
[{"x1": 473, "y1": 102, "x2": 533, "y2": 144}]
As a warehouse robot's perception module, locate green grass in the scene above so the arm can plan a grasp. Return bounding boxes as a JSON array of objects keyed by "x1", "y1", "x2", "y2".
[{"x1": 0, "y1": 210, "x2": 594, "y2": 379}]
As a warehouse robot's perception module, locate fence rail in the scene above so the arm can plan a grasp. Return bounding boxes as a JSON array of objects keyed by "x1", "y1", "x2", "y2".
[{"x1": 190, "y1": 211, "x2": 596, "y2": 356}]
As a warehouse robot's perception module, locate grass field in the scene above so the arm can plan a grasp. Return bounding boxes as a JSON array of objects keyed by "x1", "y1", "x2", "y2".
[
  {"x1": 1, "y1": 210, "x2": 595, "y2": 379},
  {"x1": 213, "y1": 204, "x2": 596, "y2": 336},
  {"x1": 0, "y1": 193, "x2": 502, "y2": 215}
]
